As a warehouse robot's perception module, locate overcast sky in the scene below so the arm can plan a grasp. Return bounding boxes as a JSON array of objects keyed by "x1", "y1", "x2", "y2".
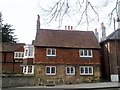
[{"x1": 0, "y1": 0, "x2": 117, "y2": 44}]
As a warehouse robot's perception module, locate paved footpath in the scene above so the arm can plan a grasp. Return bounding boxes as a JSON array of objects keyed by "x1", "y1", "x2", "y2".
[{"x1": 17, "y1": 82, "x2": 120, "y2": 89}]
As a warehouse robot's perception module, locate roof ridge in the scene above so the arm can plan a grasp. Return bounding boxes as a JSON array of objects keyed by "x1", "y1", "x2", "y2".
[{"x1": 37, "y1": 29, "x2": 93, "y2": 32}]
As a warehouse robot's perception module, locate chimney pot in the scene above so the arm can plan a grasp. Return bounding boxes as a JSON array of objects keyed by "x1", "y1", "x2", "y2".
[
  {"x1": 68, "y1": 26, "x2": 70, "y2": 30},
  {"x1": 65, "y1": 26, "x2": 67, "y2": 30},
  {"x1": 71, "y1": 26, "x2": 73, "y2": 30}
]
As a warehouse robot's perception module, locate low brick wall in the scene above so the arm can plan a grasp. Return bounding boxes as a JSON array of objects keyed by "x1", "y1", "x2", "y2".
[{"x1": 2, "y1": 74, "x2": 34, "y2": 88}]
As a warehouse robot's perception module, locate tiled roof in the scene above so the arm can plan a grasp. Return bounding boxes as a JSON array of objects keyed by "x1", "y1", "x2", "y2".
[
  {"x1": 106, "y1": 29, "x2": 120, "y2": 40},
  {"x1": 0, "y1": 42, "x2": 25, "y2": 52},
  {"x1": 33, "y1": 29, "x2": 101, "y2": 49}
]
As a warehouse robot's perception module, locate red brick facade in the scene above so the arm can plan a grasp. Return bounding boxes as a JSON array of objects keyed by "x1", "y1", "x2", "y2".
[
  {"x1": 34, "y1": 47, "x2": 100, "y2": 65},
  {"x1": 1, "y1": 43, "x2": 25, "y2": 74}
]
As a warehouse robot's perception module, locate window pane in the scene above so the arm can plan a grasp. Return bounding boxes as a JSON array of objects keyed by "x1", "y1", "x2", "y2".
[
  {"x1": 80, "y1": 50, "x2": 83, "y2": 56},
  {"x1": 28, "y1": 49, "x2": 33, "y2": 56},
  {"x1": 25, "y1": 50, "x2": 28, "y2": 56},
  {"x1": 84, "y1": 50, "x2": 87, "y2": 56},
  {"x1": 47, "y1": 49, "x2": 51, "y2": 55},
  {"x1": 22, "y1": 53, "x2": 24, "y2": 57},
  {"x1": 80, "y1": 67, "x2": 84, "y2": 73},
  {"x1": 15, "y1": 53, "x2": 18, "y2": 57},
  {"x1": 67, "y1": 67, "x2": 70, "y2": 73},
  {"x1": 89, "y1": 67, "x2": 92, "y2": 73},
  {"x1": 52, "y1": 49, "x2": 55, "y2": 55},
  {"x1": 88, "y1": 50, "x2": 92, "y2": 56},
  {"x1": 85, "y1": 67, "x2": 88, "y2": 73},
  {"x1": 28, "y1": 66, "x2": 32, "y2": 73},
  {"x1": 19, "y1": 53, "x2": 21, "y2": 57},
  {"x1": 24, "y1": 66, "x2": 27, "y2": 73},
  {"x1": 71, "y1": 67, "x2": 74, "y2": 73},
  {"x1": 51, "y1": 67, "x2": 55, "y2": 73},
  {"x1": 46, "y1": 67, "x2": 50, "y2": 73}
]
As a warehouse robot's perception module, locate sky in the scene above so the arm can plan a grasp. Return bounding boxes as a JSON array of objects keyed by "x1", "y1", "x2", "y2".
[{"x1": 0, "y1": 0, "x2": 117, "y2": 44}]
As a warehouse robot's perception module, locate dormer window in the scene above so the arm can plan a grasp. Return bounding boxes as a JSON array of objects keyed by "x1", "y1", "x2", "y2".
[
  {"x1": 24, "y1": 45, "x2": 34, "y2": 58},
  {"x1": 46, "y1": 48, "x2": 56, "y2": 56}
]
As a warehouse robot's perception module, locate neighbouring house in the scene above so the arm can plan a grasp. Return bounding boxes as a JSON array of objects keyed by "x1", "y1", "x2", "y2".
[
  {"x1": 100, "y1": 29, "x2": 120, "y2": 82},
  {"x1": 21, "y1": 15, "x2": 102, "y2": 85},
  {"x1": 1, "y1": 42, "x2": 25, "y2": 74}
]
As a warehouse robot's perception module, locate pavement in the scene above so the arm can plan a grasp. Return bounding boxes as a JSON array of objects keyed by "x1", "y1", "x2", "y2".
[{"x1": 17, "y1": 82, "x2": 120, "y2": 89}]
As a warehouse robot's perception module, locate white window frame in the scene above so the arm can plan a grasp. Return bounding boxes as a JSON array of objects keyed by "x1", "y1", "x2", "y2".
[
  {"x1": 79, "y1": 49, "x2": 93, "y2": 57},
  {"x1": 14, "y1": 52, "x2": 24, "y2": 59},
  {"x1": 46, "y1": 48, "x2": 56, "y2": 56},
  {"x1": 46, "y1": 66, "x2": 56, "y2": 75},
  {"x1": 66, "y1": 66, "x2": 75, "y2": 75},
  {"x1": 23, "y1": 65, "x2": 34, "y2": 74},
  {"x1": 24, "y1": 45, "x2": 34, "y2": 58},
  {"x1": 80, "y1": 66, "x2": 93, "y2": 75}
]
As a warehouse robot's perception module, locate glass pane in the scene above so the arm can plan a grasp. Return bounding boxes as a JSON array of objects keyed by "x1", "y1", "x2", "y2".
[
  {"x1": 51, "y1": 67, "x2": 55, "y2": 73},
  {"x1": 52, "y1": 49, "x2": 55, "y2": 55},
  {"x1": 47, "y1": 49, "x2": 51, "y2": 55},
  {"x1": 24, "y1": 66, "x2": 27, "y2": 73},
  {"x1": 29, "y1": 49, "x2": 33, "y2": 56},
  {"x1": 88, "y1": 50, "x2": 92, "y2": 56},
  {"x1": 85, "y1": 67, "x2": 88, "y2": 73},
  {"x1": 80, "y1": 50, "x2": 83, "y2": 56},
  {"x1": 67, "y1": 67, "x2": 70, "y2": 73},
  {"x1": 84, "y1": 50, "x2": 87, "y2": 56},
  {"x1": 25, "y1": 50, "x2": 28, "y2": 56},
  {"x1": 80, "y1": 67, "x2": 84, "y2": 73},
  {"x1": 15, "y1": 53, "x2": 18, "y2": 57},
  {"x1": 71, "y1": 67, "x2": 74, "y2": 73},
  {"x1": 22, "y1": 53, "x2": 24, "y2": 57},
  {"x1": 46, "y1": 67, "x2": 50, "y2": 73},
  {"x1": 28, "y1": 66, "x2": 32, "y2": 73},
  {"x1": 19, "y1": 53, "x2": 21, "y2": 57},
  {"x1": 89, "y1": 67, "x2": 92, "y2": 73}
]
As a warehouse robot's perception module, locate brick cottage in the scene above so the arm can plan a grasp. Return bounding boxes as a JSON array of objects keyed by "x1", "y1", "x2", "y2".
[{"x1": 22, "y1": 15, "x2": 101, "y2": 85}]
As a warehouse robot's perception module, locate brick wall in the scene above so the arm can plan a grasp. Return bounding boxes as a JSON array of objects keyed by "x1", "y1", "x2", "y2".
[
  {"x1": 2, "y1": 63, "x2": 23, "y2": 74},
  {"x1": 34, "y1": 47, "x2": 101, "y2": 65},
  {"x1": 2, "y1": 45, "x2": 24, "y2": 74}
]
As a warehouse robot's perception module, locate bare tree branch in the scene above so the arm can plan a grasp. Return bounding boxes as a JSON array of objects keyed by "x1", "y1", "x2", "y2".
[
  {"x1": 108, "y1": 0, "x2": 118, "y2": 26},
  {"x1": 39, "y1": 0, "x2": 118, "y2": 29}
]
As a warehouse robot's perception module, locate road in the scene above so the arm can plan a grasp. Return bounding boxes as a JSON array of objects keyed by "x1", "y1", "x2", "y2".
[{"x1": 2, "y1": 87, "x2": 120, "y2": 90}]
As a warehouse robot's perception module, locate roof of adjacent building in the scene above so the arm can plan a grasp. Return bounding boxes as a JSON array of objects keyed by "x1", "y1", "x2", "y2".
[
  {"x1": 0, "y1": 42, "x2": 25, "y2": 52},
  {"x1": 106, "y1": 29, "x2": 120, "y2": 40},
  {"x1": 33, "y1": 29, "x2": 101, "y2": 49}
]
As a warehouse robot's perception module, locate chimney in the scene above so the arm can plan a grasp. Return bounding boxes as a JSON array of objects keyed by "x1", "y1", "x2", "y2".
[
  {"x1": 65, "y1": 26, "x2": 67, "y2": 30},
  {"x1": 37, "y1": 15, "x2": 40, "y2": 30},
  {"x1": 65, "y1": 26, "x2": 73, "y2": 30},
  {"x1": 68, "y1": 26, "x2": 70, "y2": 30},
  {"x1": 71, "y1": 26, "x2": 73, "y2": 30},
  {"x1": 101, "y1": 22, "x2": 106, "y2": 41},
  {"x1": 94, "y1": 28, "x2": 99, "y2": 42}
]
